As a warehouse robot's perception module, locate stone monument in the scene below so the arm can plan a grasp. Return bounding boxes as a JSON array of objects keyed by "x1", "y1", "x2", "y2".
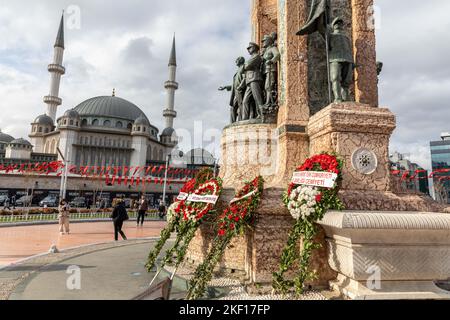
[{"x1": 187, "y1": 0, "x2": 450, "y2": 299}]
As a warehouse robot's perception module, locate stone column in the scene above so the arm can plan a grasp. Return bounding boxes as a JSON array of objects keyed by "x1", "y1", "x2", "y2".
[
  {"x1": 351, "y1": 0, "x2": 379, "y2": 107},
  {"x1": 273, "y1": 0, "x2": 310, "y2": 186}
]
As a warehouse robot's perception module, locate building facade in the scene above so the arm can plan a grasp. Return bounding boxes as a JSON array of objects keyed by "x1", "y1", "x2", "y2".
[
  {"x1": 390, "y1": 151, "x2": 430, "y2": 195},
  {"x1": 1, "y1": 14, "x2": 179, "y2": 171},
  {"x1": 430, "y1": 132, "x2": 450, "y2": 204}
]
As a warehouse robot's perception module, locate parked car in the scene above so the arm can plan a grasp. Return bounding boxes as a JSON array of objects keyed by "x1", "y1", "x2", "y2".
[
  {"x1": 39, "y1": 195, "x2": 59, "y2": 207},
  {"x1": 70, "y1": 197, "x2": 86, "y2": 208},
  {"x1": 0, "y1": 195, "x2": 8, "y2": 206},
  {"x1": 16, "y1": 195, "x2": 33, "y2": 207}
]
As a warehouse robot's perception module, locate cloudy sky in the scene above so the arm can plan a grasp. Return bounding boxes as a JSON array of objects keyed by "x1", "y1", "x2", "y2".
[{"x1": 0, "y1": 0, "x2": 449, "y2": 170}]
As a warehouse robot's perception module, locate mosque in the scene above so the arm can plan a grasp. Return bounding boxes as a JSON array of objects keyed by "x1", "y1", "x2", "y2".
[
  {"x1": 1, "y1": 14, "x2": 187, "y2": 169},
  {"x1": 0, "y1": 14, "x2": 215, "y2": 205}
]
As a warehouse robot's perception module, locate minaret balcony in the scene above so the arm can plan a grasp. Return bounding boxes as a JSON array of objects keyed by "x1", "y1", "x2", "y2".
[
  {"x1": 44, "y1": 95, "x2": 62, "y2": 106},
  {"x1": 164, "y1": 81, "x2": 179, "y2": 90},
  {"x1": 163, "y1": 109, "x2": 177, "y2": 118},
  {"x1": 48, "y1": 64, "x2": 66, "y2": 75}
]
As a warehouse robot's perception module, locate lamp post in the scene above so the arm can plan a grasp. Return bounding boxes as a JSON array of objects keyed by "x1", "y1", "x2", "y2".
[{"x1": 162, "y1": 151, "x2": 184, "y2": 206}]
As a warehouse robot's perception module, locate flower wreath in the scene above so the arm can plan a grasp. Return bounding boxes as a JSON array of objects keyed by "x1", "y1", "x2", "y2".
[
  {"x1": 186, "y1": 176, "x2": 264, "y2": 300},
  {"x1": 146, "y1": 168, "x2": 222, "y2": 273},
  {"x1": 273, "y1": 153, "x2": 344, "y2": 296}
]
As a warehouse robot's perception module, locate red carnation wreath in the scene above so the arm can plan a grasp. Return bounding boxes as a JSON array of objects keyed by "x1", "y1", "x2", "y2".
[
  {"x1": 273, "y1": 153, "x2": 344, "y2": 296},
  {"x1": 186, "y1": 176, "x2": 264, "y2": 300}
]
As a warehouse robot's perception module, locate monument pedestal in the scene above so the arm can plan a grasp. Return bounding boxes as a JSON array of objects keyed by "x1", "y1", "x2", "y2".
[{"x1": 320, "y1": 210, "x2": 450, "y2": 300}]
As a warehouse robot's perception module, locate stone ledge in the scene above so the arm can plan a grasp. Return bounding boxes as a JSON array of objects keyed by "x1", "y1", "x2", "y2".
[
  {"x1": 321, "y1": 210, "x2": 450, "y2": 230},
  {"x1": 308, "y1": 102, "x2": 396, "y2": 138}
]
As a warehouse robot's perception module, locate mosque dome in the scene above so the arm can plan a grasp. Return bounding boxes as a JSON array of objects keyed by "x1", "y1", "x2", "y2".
[
  {"x1": 134, "y1": 115, "x2": 150, "y2": 126},
  {"x1": 74, "y1": 96, "x2": 150, "y2": 123},
  {"x1": 184, "y1": 148, "x2": 216, "y2": 165},
  {"x1": 161, "y1": 127, "x2": 175, "y2": 137},
  {"x1": 64, "y1": 109, "x2": 80, "y2": 119},
  {"x1": 34, "y1": 114, "x2": 54, "y2": 126},
  {"x1": 10, "y1": 138, "x2": 32, "y2": 146},
  {"x1": 0, "y1": 130, "x2": 14, "y2": 143}
]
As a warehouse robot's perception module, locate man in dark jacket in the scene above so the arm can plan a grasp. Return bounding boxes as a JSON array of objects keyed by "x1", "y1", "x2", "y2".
[
  {"x1": 137, "y1": 196, "x2": 148, "y2": 227},
  {"x1": 111, "y1": 199, "x2": 128, "y2": 241}
]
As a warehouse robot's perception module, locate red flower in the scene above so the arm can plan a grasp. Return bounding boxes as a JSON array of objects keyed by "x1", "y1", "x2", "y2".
[
  {"x1": 234, "y1": 216, "x2": 240, "y2": 222},
  {"x1": 218, "y1": 229, "x2": 226, "y2": 237},
  {"x1": 315, "y1": 194, "x2": 322, "y2": 203},
  {"x1": 230, "y1": 223, "x2": 235, "y2": 230}
]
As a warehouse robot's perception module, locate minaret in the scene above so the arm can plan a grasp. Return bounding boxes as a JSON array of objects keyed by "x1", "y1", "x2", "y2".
[
  {"x1": 163, "y1": 35, "x2": 178, "y2": 129},
  {"x1": 44, "y1": 13, "x2": 66, "y2": 123}
]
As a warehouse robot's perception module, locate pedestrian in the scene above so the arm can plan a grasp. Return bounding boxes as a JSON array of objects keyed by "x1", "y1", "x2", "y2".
[
  {"x1": 158, "y1": 201, "x2": 166, "y2": 220},
  {"x1": 3, "y1": 196, "x2": 11, "y2": 211},
  {"x1": 11, "y1": 195, "x2": 16, "y2": 210},
  {"x1": 85, "y1": 198, "x2": 91, "y2": 210},
  {"x1": 58, "y1": 199, "x2": 70, "y2": 235},
  {"x1": 111, "y1": 198, "x2": 128, "y2": 241},
  {"x1": 137, "y1": 196, "x2": 148, "y2": 227}
]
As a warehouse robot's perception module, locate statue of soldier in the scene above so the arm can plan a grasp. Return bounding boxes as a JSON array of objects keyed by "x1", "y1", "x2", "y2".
[
  {"x1": 219, "y1": 57, "x2": 246, "y2": 123},
  {"x1": 242, "y1": 42, "x2": 265, "y2": 120},
  {"x1": 328, "y1": 17, "x2": 354, "y2": 103},
  {"x1": 262, "y1": 32, "x2": 280, "y2": 109}
]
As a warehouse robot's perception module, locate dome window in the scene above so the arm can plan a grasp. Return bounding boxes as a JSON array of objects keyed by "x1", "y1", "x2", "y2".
[
  {"x1": 81, "y1": 119, "x2": 88, "y2": 127},
  {"x1": 104, "y1": 120, "x2": 111, "y2": 127},
  {"x1": 45, "y1": 128, "x2": 49, "y2": 133},
  {"x1": 116, "y1": 121, "x2": 123, "y2": 129},
  {"x1": 127, "y1": 123, "x2": 132, "y2": 130},
  {"x1": 38, "y1": 127, "x2": 43, "y2": 133},
  {"x1": 137, "y1": 126, "x2": 141, "y2": 132},
  {"x1": 70, "y1": 120, "x2": 74, "y2": 126},
  {"x1": 92, "y1": 119, "x2": 99, "y2": 126}
]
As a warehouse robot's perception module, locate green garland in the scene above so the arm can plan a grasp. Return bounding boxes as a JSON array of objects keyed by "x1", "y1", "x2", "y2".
[
  {"x1": 186, "y1": 176, "x2": 264, "y2": 300},
  {"x1": 273, "y1": 153, "x2": 344, "y2": 296},
  {"x1": 145, "y1": 219, "x2": 176, "y2": 271},
  {"x1": 145, "y1": 168, "x2": 221, "y2": 273}
]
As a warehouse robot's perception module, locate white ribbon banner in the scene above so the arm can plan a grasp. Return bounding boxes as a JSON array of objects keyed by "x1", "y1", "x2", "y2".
[
  {"x1": 230, "y1": 190, "x2": 257, "y2": 204},
  {"x1": 177, "y1": 192, "x2": 189, "y2": 201},
  {"x1": 292, "y1": 171, "x2": 338, "y2": 189},
  {"x1": 187, "y1": 194, "x2": 219, "y2": 205}
]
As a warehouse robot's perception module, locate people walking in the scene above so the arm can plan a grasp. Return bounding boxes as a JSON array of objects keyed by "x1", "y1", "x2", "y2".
[
  {"x1": 3, "y1": 196, "x2": 11, "y2": 211},
  {"x1": 158, "y1": 201, "x2": 166, "y2": 220},
  {"x1": 137, "y1": 196, "x2": 148, "y2": 227},
  {"x1": 11, "y1": 195, "x2": 16, "y2": 210},
  {"x1": 111, "y1": 198, "x2": 128, "y2": 241},
  {"x1": 58, "y1": 199, "x2": 70, "y2": 235}
]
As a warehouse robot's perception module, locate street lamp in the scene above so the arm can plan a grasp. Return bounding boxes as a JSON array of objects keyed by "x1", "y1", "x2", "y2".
[{"x1": 162, "y1": 150, "x2": 184, "y2": 206}]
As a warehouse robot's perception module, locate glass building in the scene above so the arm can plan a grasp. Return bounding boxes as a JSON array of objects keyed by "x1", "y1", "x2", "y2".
[{"x1": 430, "y1": 132, "x2": 450, "y2": 203}]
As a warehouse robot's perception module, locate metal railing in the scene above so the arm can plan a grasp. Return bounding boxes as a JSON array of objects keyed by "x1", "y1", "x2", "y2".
[{"x1": 0, "y1": 210, "x2": 162, "y2": 224}]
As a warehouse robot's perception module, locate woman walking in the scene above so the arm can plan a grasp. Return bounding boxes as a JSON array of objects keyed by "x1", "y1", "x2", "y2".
[
  {"x1": 111, "y1": 198, "x2": 128, "y2": 241},
  {"x1": 58, "y1": 199, "x2": 70, "y2": 235},
  {"x1": 137, "y1": 196, "x2": 148, "y2": 227}
]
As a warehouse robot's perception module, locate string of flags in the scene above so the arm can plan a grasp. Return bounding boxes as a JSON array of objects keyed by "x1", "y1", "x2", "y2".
[
  {"x1": 0, "y1": 161, "x2": 201, "y2": 186},
  {"x1": 1, "y1": 162, "x2": 450, "y2": 184}
]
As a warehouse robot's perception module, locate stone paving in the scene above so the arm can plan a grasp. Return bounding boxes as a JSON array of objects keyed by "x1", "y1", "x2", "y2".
[
  {"x1": 0, "y1": 236, "x2": 340, "y2": 300},
  {"x1": 0, "y1": 221, "x2": 166, "y2": 266},
  {"x1": 164, "y1": 263, "x2": 334, "y2": 300}
]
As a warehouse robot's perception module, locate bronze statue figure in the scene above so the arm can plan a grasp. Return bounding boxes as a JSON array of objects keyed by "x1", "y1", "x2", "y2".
[
  {"x1": 219, "y1": 57, "x2": 246, "y2": 123},
  {"x1": 242, "y1": 42, "x2": 264, "y2": 121},
  {"x1": 328, "y1": 17, "x2": 354, "y2": 103},
  {"x1": 261, "y1": 32, "x2": 281, "y2": 119}
]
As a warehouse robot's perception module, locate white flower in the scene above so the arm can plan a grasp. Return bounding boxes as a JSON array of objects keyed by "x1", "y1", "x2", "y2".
[{"x1": 287, "y1": 185, "x2": 319, "y2": 220}]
